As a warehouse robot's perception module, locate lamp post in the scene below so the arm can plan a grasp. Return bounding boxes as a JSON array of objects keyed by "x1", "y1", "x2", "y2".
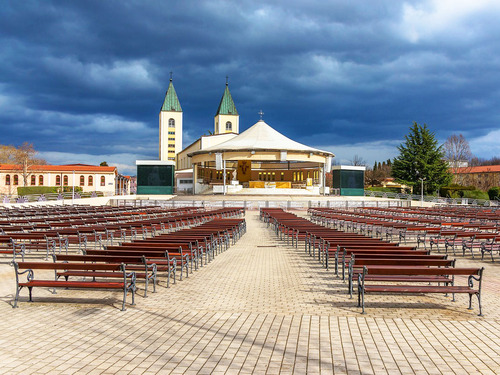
[
  {"x1": 419, "y1": 177, "x2": 425, "y2": 207},
  {"x1": 72, "y1": 170, "x2": 75, "y2": 205}
]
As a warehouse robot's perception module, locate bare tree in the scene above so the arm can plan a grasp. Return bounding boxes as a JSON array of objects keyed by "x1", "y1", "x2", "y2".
[
  {"x1": 350, "y1": 154, "x2": 367, "y2": 166},
  {"x1": 443, "y1": 134, "x2": 473, "y2": 186},
  {"x1": 1, "y1": 143, "x2": 46, "y2": 187},
  {"x1": 0, "y1": 145, "x2": 18, "y2": 163}
]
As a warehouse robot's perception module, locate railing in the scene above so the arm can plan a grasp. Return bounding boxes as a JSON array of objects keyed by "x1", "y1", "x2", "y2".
[
  {"x1": 109, "y1": 199, "x2": 411, "y2": 210},
  {"x1": 364, "y1": 190, "x2": 498, "y2": 207},
  {"x1": 1, "y1": 191, "x2": 111, "y2": 204}
]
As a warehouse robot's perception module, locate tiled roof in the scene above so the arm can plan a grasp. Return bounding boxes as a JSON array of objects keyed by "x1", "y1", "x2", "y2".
[
  {"x1": 161, "y1": 79, "x2": 182, "y2": 112},
  {"x1": 453, "y1": 165, "x2": 500, "y2": 174},
  {"x1": 0, "y1": 164, "x2": 117, "y2": 173},
  {"x1": 215, "y1": 84, "x2": 238, "y2": 116}
]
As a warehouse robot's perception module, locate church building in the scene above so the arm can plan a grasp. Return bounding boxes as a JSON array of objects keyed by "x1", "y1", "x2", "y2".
[{"x1": 172, "y1": 79, "x2": 334, "y2": 195}]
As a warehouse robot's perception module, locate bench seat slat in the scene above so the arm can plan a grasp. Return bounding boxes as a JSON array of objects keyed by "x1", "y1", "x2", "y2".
[
  {"x1": 57, "y1": 271, "x2": 148, "y2": 279},
  {"x1": 363, "y1": 285, "x2": 478, "y2": 294},
  {"x1": 19, "y1": 280, "x2": 125, "y2": 289}
]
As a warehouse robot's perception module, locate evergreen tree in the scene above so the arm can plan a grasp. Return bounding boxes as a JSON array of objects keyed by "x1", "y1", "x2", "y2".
[{"x1": 392, "y1": 122, "x2": 452, "y2": 194}]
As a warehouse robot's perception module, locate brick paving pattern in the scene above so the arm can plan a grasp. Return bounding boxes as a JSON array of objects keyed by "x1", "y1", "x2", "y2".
[{"x1": 0, "y1": 211, "x2": 499, "y2": 374}]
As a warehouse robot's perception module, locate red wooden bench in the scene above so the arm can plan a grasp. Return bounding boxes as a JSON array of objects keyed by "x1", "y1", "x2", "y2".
[
  {"x1": 357, "y1": 266, "x2": 484, "y2": 315},
  {"x1": 52, "y1": 254, "x2": 157, "y2": 296},
  {"x1": 13, "y1": 261, "x2": 136, "y2": 310}
]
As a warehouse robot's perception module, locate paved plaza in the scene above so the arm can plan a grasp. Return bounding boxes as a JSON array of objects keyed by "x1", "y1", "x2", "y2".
[{"x1": 0, "y1": 210, "x2": 499, "y2": 374}]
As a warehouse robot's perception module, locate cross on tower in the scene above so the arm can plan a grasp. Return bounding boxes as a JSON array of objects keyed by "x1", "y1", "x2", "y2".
[
  {"x1": 258, "y1": 110, "x2": 264, "y2": 120},
  {"x1": 170, "y1": 71, "x2": 173, "y2": 81}
]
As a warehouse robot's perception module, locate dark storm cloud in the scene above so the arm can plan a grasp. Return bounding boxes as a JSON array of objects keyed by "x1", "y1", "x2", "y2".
[{"x1": 1, "y1": 0, "x2": 499, "y2": 174}]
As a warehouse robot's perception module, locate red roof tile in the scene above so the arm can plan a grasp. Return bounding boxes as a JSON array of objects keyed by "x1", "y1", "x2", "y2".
[
  {"x1": 453, "y1": 165, "x2": 500, "y2": 174},
  {"x1": 0, "y1": 164, "x2": 117, "y2": 173}
]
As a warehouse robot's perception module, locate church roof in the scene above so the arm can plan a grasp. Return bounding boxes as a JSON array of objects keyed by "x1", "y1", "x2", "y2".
[
  {"x1": 215, "y1": 84, "x2": 238, "y2": 116},
  {"x1": 161, "y1": 80, "x2": 182, "y2": 112},
  {"x1": 189, "y1": 120, "x2": 334, "y2": 156}
]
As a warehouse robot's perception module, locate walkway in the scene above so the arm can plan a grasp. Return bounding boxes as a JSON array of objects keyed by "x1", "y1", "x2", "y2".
[{"x1": 0, "y1": 211, "x2": 499, "y2": 374}]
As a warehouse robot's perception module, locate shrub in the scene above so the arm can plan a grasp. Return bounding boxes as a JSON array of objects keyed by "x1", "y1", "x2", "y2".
[
  {"x1": 62, "y1": 186, "x2": 83, "y2": 193},
  {"x1": 462, "y1": 190, "x2": 489, "y2": 200},
  {"x1": 488, "y1": 187, "x2": 500, "y2": 200},
  {"x1": 439, "y1": 184, "x2": 475, "y2": 198}
]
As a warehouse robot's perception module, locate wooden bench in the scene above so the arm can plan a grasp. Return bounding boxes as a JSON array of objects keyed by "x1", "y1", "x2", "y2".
[
  {"x1": 357, "y1": 266, "x2": 484, "y2": 315},
  {"x1": 52, "y1": 254, "x2": 157, "y2": 296},
  {"x1": 481, "y1": 237, "x2": 500, "y2": 262},
  {"x1": 348, "y1": 257, "x2": 454, "y2": 297},
  {"x1": 13, "y1": 261, "x2": 136, "y2": 310}
]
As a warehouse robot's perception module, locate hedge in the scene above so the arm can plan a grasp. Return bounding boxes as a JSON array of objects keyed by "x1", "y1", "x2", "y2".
[
  {"x1": 462, "y1": 190, "x2": 489, "y2": 200},
  {"x1": 439, "y1": 184, "x2": 475, "y2": 198},
  {"x1": 17, "y1": 186, "x2": 83, "y2": 196},
  {"x1": 365, "y1": 187, "x2": 403, "y2": 193}
]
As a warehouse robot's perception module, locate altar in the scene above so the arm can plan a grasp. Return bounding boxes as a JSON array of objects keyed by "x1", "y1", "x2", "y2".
[{"x1": 248, "y1": 181, "x2": 291, "y2": 189}]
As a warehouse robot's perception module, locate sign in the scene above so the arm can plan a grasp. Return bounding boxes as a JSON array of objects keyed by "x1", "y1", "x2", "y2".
[
  {"x1": 215, "y1": 153, "x2": 223, "y2": 170},
  {"x1": 325, "y1": 156, "x2": 332, "y2": 173}
]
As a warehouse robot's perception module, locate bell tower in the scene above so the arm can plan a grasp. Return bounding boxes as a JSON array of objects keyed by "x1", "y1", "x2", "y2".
[
  {"x1": 159, "y1": 74, "x2": 183, "y2": 161},
  {"x1": 214, "y1": 78, "x2": 239, "y2": 135}
]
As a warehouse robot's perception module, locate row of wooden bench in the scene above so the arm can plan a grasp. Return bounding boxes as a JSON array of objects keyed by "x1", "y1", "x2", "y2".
[
  {"x1": 1, "y1": 207, "x2": 244, "y2": 261},
  {"x1": 309, "y1": 207, "x2": 500, "y2": 261},
  {"x1": 261, "y1": 208, "x2": 485, "y2": 316},
  {"x1": 12, "y1": 216, "x2": 246, "y2": 310}
]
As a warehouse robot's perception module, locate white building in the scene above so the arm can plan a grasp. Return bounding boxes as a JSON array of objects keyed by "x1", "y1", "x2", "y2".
[{"x1": 0, "y1": 163, "x2": 122, "y2": 196}]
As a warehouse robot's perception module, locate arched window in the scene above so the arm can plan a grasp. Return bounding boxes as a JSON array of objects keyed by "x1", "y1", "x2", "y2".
[
  {"x1": 100, "y1": 176, "x2": 105, "y2": 186},
  {"x1": 63, "y1": 175, "x2": 68, "y2": 186},
  {"x1": 39, "y1": 175, "x2": 44, "y2": 185},
  {"x1": 225, "y1": 121, "x2": 232, "y2": 131},
  {"x1": 56, "y1": 175, "x2": 61, "y2": 185},
  {"x1": 31, "y1": 175, "x2": 36, "y2": 185},
  {"x1": 5, "y1": 175, "x2": 10, "y2": 185},
  {"x1": 168, "y1": 118, "x2": 175, "y2": 128},
  {"x1": 88, "y1": 176, "x2": 93, "y2": 186},
  {"x1": 80, "y1": 175, "x2": 85, "y2": 186},
  {"x1": 13, "y1": 175, "x2": 19, "y2": 185}
]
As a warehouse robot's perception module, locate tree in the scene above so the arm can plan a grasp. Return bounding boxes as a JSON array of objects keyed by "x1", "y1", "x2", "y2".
[
  {"x1": 392, "y1": 122, "x2": 452, "y2": 194},
  {"x1": 366, "y1": 159, "x2": 392, "y2": 187},
  {"x1": 0, "y1": 143, "x2": 46, "y2": 187},
  {"x1": 350, "y1": 154, "x2": 367, "y2": 166},
  {"x1": 0, "y1": 145, "x2": 18, "y2": 163},
  {"x1": 100, "y1": 161, "x2": 109, "y2": 166},
  {"x1": 443, "y1": 134, "x2": 473, "y2": 186}
]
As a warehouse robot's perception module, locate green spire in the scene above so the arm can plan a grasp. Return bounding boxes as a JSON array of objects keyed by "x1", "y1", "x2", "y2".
[
  {"x1": 161, "y1": 79, "x2": 182, "y2": 112},
  {"x1": 215, "y1": 83, "x2": 238, "y2": 116}
]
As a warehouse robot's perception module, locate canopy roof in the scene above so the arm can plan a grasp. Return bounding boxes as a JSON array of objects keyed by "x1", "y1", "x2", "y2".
[{"x1": 189, "y1": 120, "x2": 334, "y2": 157}]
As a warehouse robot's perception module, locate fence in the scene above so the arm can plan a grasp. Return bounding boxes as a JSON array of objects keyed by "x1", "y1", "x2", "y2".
[
  {"x1": 108, "y1": 199, "x2": 411, "y2": 210},
  {"x1": 1, "y1": 191, "x2": 111, "y2": 204},
  {"x1": 364, "y1": 190, "x2": 498, "y2": 207}
]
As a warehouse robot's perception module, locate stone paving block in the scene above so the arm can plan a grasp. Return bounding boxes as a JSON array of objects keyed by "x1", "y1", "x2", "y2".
[{"x1": 0, "y1": 210, "x2": 499, "y2": 374}]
